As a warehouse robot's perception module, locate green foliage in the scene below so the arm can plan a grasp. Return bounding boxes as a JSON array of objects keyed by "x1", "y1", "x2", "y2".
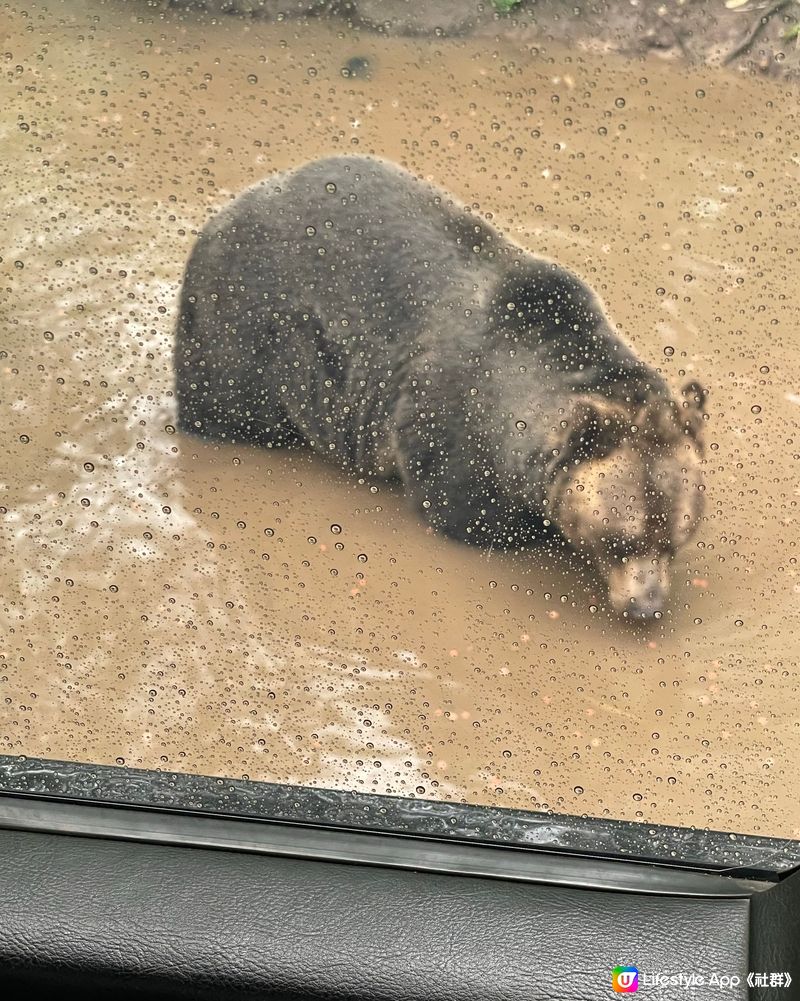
[{"x1": 492, "y1": 0, "x2": 522, "y2": 12}]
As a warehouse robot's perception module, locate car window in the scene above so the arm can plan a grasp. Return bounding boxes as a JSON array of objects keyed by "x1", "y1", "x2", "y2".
[{"x1": 2, "y1": 0, "x2": 798, "y2": 853}]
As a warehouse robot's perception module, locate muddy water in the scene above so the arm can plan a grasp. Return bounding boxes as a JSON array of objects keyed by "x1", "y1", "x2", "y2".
[{"x1": 1, "y1": 1, "x2": 798, "y2": 838}]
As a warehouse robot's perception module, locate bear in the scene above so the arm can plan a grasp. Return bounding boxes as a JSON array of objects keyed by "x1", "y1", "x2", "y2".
[{"x1": 174, "y1": 155, "x2": 707, "y2": 619}]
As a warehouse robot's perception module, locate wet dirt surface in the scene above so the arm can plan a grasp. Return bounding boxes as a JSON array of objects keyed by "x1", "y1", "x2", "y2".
[{"x1": 1, "y1": 0, "x2": 799, "y2": 837}]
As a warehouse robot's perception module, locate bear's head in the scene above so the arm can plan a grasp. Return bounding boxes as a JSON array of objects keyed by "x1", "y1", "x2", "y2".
[{"x1": 546, "y1": 381, "x2": 707, "y2": 619}]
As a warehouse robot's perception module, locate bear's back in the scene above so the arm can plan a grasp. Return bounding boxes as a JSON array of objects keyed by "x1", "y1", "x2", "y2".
[{"x1": 193, "y1": 156, "x2": 509, "y2": 345}]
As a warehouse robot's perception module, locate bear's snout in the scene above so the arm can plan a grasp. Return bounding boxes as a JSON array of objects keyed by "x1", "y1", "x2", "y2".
[{"x1": 605, "y1": 556, "x2": 671, "y2": 620}]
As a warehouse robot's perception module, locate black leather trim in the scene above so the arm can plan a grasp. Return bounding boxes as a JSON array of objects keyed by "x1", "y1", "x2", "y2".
[
  {"x1": 750, "y1": 868, "x2": 800, "y2": 1000},
  {"x1": 0, "y1": 827, "x2": 753, "y2": 1001}
]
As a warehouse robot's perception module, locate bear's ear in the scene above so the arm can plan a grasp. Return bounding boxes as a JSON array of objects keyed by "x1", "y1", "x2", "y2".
[
  {"x1": 680, "y1": 380, "x2": 707, "y2": 438},
  {"x1": 637, "y1": 382, "x2": 708, "y2": 441},
  {"x1": 681, "y1": 380, "x2": 707, "y2": 410},
  {"x1": 550, "y1": 395, "x2": 628, "y2": 469}
]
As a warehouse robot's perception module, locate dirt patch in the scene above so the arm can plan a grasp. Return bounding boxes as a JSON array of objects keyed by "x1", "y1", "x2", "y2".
[{"x1": 163, "y1": 0, "x2": 800, "y2": 82}]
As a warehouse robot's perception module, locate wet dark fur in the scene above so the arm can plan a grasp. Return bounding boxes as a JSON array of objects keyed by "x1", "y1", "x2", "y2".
[{"x1": 175, "y1": 155, "x2": 705, "y2": 607}]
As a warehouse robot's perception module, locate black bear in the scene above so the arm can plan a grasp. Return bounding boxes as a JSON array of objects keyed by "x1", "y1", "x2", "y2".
[{"x1": 175, "y1": 155, "x2": 706, "y2": 618}]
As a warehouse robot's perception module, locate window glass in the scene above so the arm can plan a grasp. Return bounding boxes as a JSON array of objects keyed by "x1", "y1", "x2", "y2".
[{"x1": 2, "y1": 0, "x2": 798, "y2": 843}]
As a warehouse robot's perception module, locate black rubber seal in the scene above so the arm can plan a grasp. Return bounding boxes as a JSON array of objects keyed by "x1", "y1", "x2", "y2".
[{"x1": 1, "y1": 754, "x2": 798, "y2": 880}]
